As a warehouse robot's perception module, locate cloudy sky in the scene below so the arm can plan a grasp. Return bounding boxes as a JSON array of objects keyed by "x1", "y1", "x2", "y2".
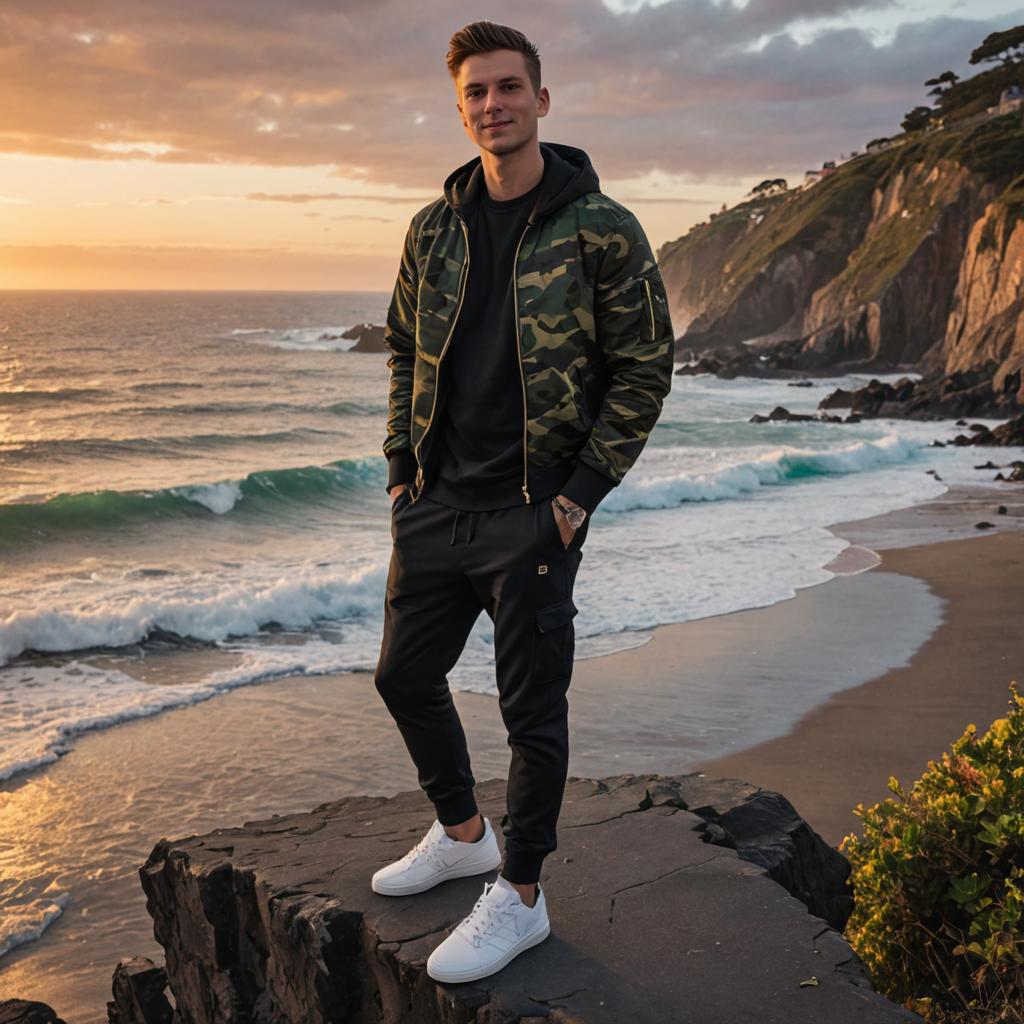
[{"x1": 1, "y1": 0, "x2": 1021, "y2": 291}]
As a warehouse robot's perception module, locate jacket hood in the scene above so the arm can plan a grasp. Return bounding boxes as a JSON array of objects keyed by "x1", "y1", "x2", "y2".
[{"x1": 442, "y1": 141, "x2": 600, "y2": 225}]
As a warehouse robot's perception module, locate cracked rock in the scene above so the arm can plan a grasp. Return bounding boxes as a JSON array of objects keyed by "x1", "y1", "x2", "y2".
[{"x1": 127, "y1": 772, "x2": 922, "y2": 1023}]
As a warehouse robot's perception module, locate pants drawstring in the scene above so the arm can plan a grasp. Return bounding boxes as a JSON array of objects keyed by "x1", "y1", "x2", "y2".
[
  {"x1": 450, "y1": 511, "x2": 459, "y2": 546},
  {"x1": 467, "y1": 511, "x2": 476, "y2": 545}
]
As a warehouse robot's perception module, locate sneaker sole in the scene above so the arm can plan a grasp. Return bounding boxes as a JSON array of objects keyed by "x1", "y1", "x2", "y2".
[
  {"x1": 371, "y1": 848, "x2": 503, "y2": 896},
  {"x1": 427, "y1": 919, "x2": 551, "y2": 984}
]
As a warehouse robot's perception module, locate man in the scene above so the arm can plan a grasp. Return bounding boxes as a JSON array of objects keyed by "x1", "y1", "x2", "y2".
[{"x1": 372, "y1": 19, "x2": 674, "y2": 983}]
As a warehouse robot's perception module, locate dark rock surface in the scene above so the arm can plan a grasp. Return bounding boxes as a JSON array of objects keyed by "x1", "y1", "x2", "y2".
[
  {"x1": 996, "y1": 463, "x2": 1024, "y2": 482},
  {"x1": 818, "y1": 372, "x2": 1023, "y2": 421},
  {"x1": 674, "y1": 340, "x2": 810, "y2": 380},
  {"x1": 682, "y1": 781, "x2": 854, "y2": 932},
  {"x1": 948, "y1": 413, "x2": 1024, "y2": 448},
  {"x1": 107, "y1": 957, "x2": 174, "y2": 1024},
  {"x1": 133, "y1": 773, "x2": 923, "y2": 1023},
  {"x1": 341, "y1": 323, "x2": 387, "y2": 353},
  {"x1": 748, "y1": 405, "x2": 859, "y2": 424},
  {"x1": 0, "y1": 1002, "x2": 66, "y2": 1024}
]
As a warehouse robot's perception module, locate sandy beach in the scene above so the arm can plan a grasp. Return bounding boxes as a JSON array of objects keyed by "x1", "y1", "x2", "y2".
[
  {"x1": 700, "y1": 487, "x2": 1024, "y2": 845},
  {"x1": 2, "y1": 483, "x2": 1022, "y2": 1021}
]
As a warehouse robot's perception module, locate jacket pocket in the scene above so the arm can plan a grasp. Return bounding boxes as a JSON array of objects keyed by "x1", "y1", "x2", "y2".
[{"x1": 533, "y1": 596, "x2": 578, "y2": 683}]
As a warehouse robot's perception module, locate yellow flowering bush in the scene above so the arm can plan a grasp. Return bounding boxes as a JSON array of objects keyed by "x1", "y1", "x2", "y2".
[{"x1": 840, "y1": 682, "x2": 1024, "y2": 1021}]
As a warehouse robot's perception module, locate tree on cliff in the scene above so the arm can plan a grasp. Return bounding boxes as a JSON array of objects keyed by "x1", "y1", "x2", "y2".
[
  {"x1": 970, "y1": 25, "x2": 1024, "y2": 66},
  {"x1": 907, "y1": 23, "x2": 1024, "y2": 124},
  {"x1": 926, "y1": 70, "x2": 959, "y2": 101},
  {"x1": 747, "y1": 178, "x2": 788, "y2": 198},
  {"x1": 901, "y1": 106, "x2": 935, "y2": 132}
]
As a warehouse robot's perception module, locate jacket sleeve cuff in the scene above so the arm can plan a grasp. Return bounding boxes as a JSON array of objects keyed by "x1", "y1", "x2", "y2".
[
  {"x1": 559, "y1": 460, "x2": 617, "y2": 514},
  {"x1": 385, "y1": 448, "x2": 418, "y2": 492}
]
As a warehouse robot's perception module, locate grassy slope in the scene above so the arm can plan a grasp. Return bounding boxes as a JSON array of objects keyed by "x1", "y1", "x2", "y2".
[{"x1": 661, "y1": 113, "x2": 1024, "y2": 325}]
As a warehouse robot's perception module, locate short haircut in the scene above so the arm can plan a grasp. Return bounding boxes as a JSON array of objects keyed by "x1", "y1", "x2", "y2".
[{"x1": 446, "y1": 20, "x2": 542, "y2": 96}]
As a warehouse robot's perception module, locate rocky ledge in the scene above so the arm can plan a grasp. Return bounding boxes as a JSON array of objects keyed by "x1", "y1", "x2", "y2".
[
  {"x1": 817, "y1": 370, "x2": 1023, "y2": 421},
  {"x1": 3, "y1": 773, "x2": 926, "y2": 1023},
  {"x1": 134, "y1": 772, "x2": 924, "y2": 1023}
]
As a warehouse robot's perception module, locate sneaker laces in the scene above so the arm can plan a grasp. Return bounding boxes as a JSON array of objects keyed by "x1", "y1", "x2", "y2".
[
  {"x1": 401, "y1": 822, "x2": 450, "y2": 869},
  {"x1": 457, "y1": 882, "x2": 521, "y2": 948}
]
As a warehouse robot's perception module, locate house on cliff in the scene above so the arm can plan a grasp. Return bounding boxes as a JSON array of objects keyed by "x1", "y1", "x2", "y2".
[{"x1": 802, "y1": 160, "x2": 838, "y2": 189}]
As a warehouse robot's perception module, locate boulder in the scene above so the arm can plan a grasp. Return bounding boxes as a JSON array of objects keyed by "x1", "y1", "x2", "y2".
[
  {"x1": 107, "y1": 957, "x2": 174, "y2": 1024},
  {"x1": 748, "y1": 405, "x2": 850, "y2": 424},
  {"x1": 0, "y1": 1003, "x2": 66, "y2": 1024},
  {"x1": 951, "y1": 415, "x2": 1024, "y2": 447},
  {"x1": 341, "y1": 323, "x2": 387, "y2": 353}
]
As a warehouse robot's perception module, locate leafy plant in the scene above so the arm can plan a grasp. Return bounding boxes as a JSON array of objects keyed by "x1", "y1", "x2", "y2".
[{"x1": 840, "y1": 682, "x2": 1024, "y2": 1021}]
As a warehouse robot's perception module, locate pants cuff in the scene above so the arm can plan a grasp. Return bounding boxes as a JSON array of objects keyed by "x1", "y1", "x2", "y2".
[
  {"x1": 501, "y1": 851, "x2": 545, "y2": 885},
  {"x1": 434, "y1": 790, "x2": 479, "y2": 827}
]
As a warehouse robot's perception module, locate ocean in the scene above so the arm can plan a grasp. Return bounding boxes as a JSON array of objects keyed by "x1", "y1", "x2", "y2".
[{"x1": 0, "y1": 289, "x2": 1018, "y2": 998}]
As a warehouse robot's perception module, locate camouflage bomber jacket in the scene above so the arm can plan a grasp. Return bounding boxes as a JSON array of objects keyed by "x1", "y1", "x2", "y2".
[{"x1": 382, "y1": 141, "x2": 675, "y2": 512}]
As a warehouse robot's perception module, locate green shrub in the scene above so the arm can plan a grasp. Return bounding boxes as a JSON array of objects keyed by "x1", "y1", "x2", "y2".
[{"x1": 840, "y1": 682, "x2": 1024, "y2": 1021}]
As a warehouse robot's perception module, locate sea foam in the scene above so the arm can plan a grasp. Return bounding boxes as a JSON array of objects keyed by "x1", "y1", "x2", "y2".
[
  {"x1": 602, "y1": 433, "x2": 921, "y2": 512},
  {"x1": 0, "y1": 562, "x2": 387, "y2": 669}
]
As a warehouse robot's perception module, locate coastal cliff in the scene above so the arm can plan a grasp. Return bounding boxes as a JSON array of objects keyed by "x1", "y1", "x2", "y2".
[
  {"x1": 944, "y1": 195, "x2": 1024, "y2": 401},
  {"x1": 659, "y1": 112, "x2": 1024, "y2": 413}
]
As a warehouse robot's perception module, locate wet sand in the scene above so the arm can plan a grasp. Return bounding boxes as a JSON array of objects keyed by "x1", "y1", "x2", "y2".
[{"x1": 698, "y1": 487, "x2": 1024, "y2": 846}]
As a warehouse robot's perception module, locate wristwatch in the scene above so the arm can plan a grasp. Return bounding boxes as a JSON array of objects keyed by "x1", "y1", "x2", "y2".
[{"x1": 552, "y1": 496, "x2": 587, "y2": 531}]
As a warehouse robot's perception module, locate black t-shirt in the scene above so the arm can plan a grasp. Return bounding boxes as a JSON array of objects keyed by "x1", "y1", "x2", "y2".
[{"x1": 422, "y1": 175, "x2": 544, "y2": 511}]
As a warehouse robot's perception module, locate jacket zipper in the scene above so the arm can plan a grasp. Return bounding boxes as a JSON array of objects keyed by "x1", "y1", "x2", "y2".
[
  {"x1": 643, "y1": 277, "x2": 656, "y2": 338},
  {"x1": 411, "y1": 216, "x2": 470, "y2": 501},
  {"x1": 512, "y1": 222, "x2": 532, "y2": 504}
]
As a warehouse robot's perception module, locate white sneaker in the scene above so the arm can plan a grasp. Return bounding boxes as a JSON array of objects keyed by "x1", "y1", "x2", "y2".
[
  {"x1": 371, "y1": 816, "x2": 501, "y2": 896},
  {"x1": 426, "y1": 875, "x2": 550, "y2": 983}
]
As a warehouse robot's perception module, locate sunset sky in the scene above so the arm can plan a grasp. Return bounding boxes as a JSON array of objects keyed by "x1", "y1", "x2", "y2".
[{"x1": 2, "y1": 0, "x2": 1022, "y2": 292}]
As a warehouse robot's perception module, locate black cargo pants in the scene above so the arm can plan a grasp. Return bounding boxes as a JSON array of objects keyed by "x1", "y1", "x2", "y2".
[{"x1": 373, "y1": 487, "x2": 590, "y2": 885}]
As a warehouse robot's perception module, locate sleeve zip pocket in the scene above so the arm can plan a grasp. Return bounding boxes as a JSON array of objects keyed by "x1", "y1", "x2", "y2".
[{"x1": 643, "y1": 277, "x2": 656, "y2": 338}]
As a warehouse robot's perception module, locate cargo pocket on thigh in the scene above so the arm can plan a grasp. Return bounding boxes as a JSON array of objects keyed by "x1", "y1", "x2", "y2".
[{"x1": 533, "y1": 595, "x2": 578, "y2": 684}]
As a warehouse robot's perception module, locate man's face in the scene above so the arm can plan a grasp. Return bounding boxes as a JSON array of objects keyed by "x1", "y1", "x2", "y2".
[{"x1": 455, "y1": 49, "x2": 549, "y2": 157}]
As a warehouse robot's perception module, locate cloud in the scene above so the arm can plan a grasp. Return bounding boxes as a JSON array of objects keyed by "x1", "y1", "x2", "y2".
[
  {"x1": 1, "y1": 1, "x2": 1020, "y2": 187},
  {"x1": 243, "y1": 191, "x2": 435, "y2": 204}
]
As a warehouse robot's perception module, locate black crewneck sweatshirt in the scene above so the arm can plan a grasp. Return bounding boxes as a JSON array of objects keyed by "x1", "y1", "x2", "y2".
[{"x1": 421, "y1": 174, "x2": 554, "y2": 511}]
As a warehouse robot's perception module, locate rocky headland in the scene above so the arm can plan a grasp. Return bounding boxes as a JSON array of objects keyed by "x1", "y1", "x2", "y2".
[{"x1": 661, "y1": 76, "x2": 1024, "y2": 419}]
